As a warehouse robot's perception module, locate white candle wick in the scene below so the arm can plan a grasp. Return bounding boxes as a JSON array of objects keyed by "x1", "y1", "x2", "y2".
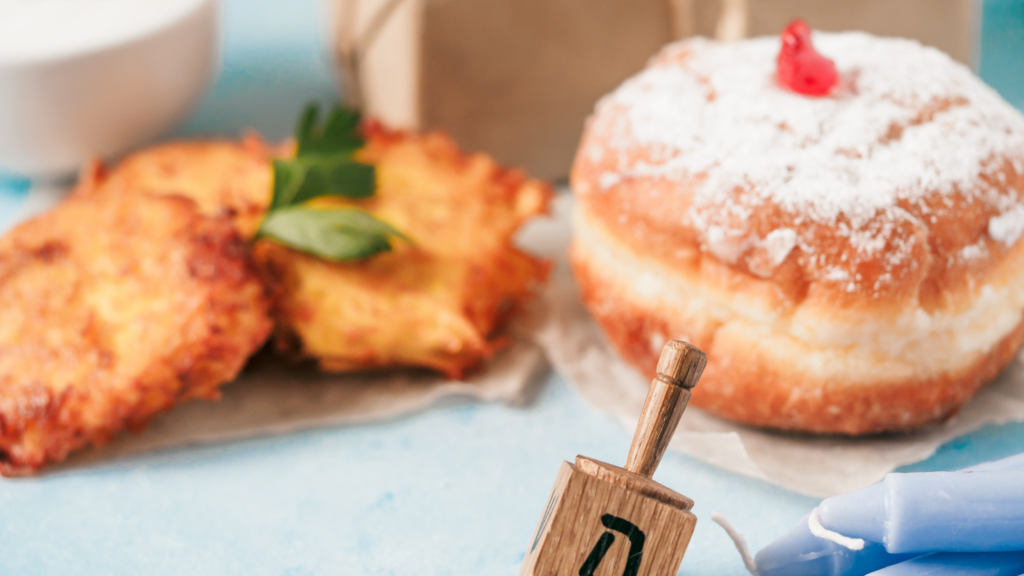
[
  {"x1": 808, "y1": 507, "x2": 866, "y2": 550},
  {"x1": 710, "y1": 512, "x2": 759, "y2": 574}
]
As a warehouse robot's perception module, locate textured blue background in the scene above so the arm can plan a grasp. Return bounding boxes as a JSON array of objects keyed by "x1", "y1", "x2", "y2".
[{"x1": 2, "y1": 1, "x2": 1024, "y2": 573}]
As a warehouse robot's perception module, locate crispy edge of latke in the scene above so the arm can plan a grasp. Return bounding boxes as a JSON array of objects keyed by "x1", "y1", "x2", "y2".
[{"x1": 0, "y1": 192, "x2": 274, "y2": 476}]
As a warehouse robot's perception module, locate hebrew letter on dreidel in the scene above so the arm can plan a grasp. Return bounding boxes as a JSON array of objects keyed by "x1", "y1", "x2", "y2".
[
  {"x1": 519, "y1": 340, "x2": 707, "y2": 576},
  {"x1": 578, "y1": 515, "x2": 646, "y2": 576}
]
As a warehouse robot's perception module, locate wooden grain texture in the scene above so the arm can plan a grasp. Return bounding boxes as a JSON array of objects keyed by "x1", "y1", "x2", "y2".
[
  {"x1": 624, "y1": 341, "x2": 706, "y2": 478},
  {"x1": 653, "y1": 341, "x2": 706, "y2": 390},
  {"x1": 575, "y1": 456, "x2": 693, "y2": 512},
  {"x1": 520, "y1": 461, "x2": 697, "y2": 576}
]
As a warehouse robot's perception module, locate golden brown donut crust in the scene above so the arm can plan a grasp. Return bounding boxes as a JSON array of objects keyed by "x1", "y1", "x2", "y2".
[
  {"x1": 573, "y1": 238, "x2": 1024, "y2": 434},
  {"x1": 573, "y1": 36, "x2": 1024, "y2": 323},
  {"x1": 571, "y1": 34, "x2": 1024, "y2": 433}
]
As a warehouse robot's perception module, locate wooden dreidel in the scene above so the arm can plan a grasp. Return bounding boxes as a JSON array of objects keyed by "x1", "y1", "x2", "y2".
[{"x1": 520, "y1": 340, "x2": 707, "y2": 576}]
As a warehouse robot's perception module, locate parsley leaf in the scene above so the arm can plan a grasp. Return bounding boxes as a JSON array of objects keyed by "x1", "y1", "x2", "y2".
[
  {"x1": 269, "y1": 104, "x2": 376, "y2": 211},
  {"x1": 257, "y1": 103, "x2": 410, "y2": 263},
  {"x1": 258, "y1": 206, "x2": 408, "y2": 261}
]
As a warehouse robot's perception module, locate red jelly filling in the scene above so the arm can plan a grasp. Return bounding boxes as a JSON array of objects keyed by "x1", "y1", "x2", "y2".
[{"x1": 777, "y1": 19, "x2": 838, "y2": 96}]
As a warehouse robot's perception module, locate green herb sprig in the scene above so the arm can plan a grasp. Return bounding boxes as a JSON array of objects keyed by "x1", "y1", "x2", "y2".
[
  {"x1": 260, "y1": 206, "x2": 407, "y2": 262},
  {"x1": 256, "y1": 104, "x2": 408, "y2": 261}
]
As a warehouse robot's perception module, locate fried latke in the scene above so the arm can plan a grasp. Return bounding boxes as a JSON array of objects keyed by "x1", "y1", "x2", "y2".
[
  {"x1": 253, "y1": 124, "x2": 552, "y2": 377},
  {"x1": 92, "y1": 123, "x2": 551, "y2": 378},
  {"x1": 0, "y1": 190, "x2": 273, "y2": 476},
  {"x1": 95, "y1": 135, "x2": 277, "y2": 237}
]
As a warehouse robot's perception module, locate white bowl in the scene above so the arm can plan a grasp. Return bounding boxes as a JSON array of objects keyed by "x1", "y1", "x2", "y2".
[{"x1": 0, "y1": 0, "x2": 217, "y2": 177}]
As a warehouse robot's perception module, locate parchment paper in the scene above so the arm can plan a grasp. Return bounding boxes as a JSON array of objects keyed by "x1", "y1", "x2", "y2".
[
  {"x1": 529, "y1": 195, "x2": 1024, "y2": 498},
  {"x1": 51, "y1": 341, "x2": 548, "y2": 474},
  {"x1": 24, "y1": 191, "x2": 1024, "y2": 495}
]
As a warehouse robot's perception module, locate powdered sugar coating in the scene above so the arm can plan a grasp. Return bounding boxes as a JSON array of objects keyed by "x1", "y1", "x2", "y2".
[
  {"x1": 595, "y1": 33, "x2": 1024, "y2": 266},
  {"x1": 989, "y1": 205, "x2": 1024, "y2": 246},
  {"x1": 570, "y1": 33, "x2": 1024, "y2": 435}
]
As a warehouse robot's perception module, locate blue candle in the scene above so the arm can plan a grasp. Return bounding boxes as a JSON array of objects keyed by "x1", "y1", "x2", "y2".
[
  {"x1": 866, "y1": 551, "x2": 1024, "y2": 576},
  {"x1": 752, "y1": 453, "x2": 1024, "y2": 576},
  {"x1": 819, "y1": 470, "x2": 1024, "y2": 553},
  {"x1": 754, "y1": 513, "x2": 913, "y2": 576}
]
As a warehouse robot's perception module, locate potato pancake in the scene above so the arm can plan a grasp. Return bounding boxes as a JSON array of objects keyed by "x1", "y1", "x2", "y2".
[
  {"x1": 95, "y1": 124, "x2": 550, "y2": 378},
  {"x1": 0, "y1": 190, "x2": 272, "y2": 476},
  {"x1": 95, "y1": 135, "x2": 276, "y2": 238},
  {"x1": 253, "y1": 124, "x2": 551, "y2": 377}
]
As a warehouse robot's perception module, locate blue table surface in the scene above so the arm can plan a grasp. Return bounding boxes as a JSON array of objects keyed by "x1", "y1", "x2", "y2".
[{"x1": 2, "y1": 2, "x2": 1024, "y2": 574}]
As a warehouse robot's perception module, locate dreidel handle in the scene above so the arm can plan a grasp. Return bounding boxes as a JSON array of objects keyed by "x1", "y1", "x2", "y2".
[{"x1": 624, "y1": 340, "x2": 707, "y2": 478}]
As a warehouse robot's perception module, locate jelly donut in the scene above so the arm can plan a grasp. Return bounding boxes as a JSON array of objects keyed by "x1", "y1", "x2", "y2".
[{"x1": 570, "y1": 29, "x2": 1024, "y2": 434}]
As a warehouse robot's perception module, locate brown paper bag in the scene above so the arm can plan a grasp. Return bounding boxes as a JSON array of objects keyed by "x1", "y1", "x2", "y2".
[
  {"x1": 688, "y1": 0, "x2": 975, "y2": 62},
  {"x1": 325, "y1": 0, "x2": 975, "y2": 181}
]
